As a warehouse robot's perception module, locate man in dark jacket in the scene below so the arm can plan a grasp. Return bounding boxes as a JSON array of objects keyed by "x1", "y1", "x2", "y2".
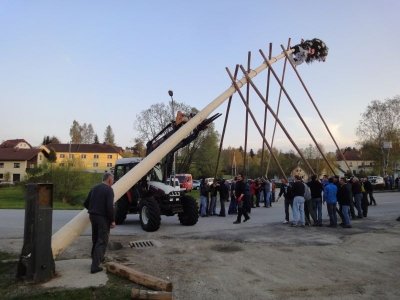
[
  {"x1": 84, "y1": 172, "x2": 115, "y2": 274},
  {"x1": 307, "y1": 175, "x2": 322, "y2": 226},
  {"x1": 233, "y1": 174, "x2": 250, "y2": 224},
  {"x1": 278, "y1": 178, "x2": 293, "y2": 224},
  {"x1": 291, "y1": 175, "x2": 305, "y2": 227},
  {"x1": 338, "y1": 177, "x2": 352, "y2": 228},
  {"x1": 364, "y1": 177, "x2": 376, "y2": 205}
]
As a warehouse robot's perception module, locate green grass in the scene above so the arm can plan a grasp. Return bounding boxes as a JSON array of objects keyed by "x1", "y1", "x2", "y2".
[
  {"x1": 0, "y1": 251, "x2": 133, "y2": 299},
  {"x1": 0, "y1": 186, "x2": 85, "y2": 210}
]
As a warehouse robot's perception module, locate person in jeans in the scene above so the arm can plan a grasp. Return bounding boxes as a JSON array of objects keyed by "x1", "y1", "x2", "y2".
[
  {"x1": 338, "y1": 177, "x2": 352, "y2": 228},
  {"x1": 84, "y1": 172, "x2": 115, "y2": 274},
  {"x1": 199, "y1": 178, "x2": 209, "y2": 217},
  {"x1": 263, "y1": 177, "x2": 272, "y2": 207},
  {"x1": 277, "y1": 178, "x2": 293, "y2": 224},
  {"x1": 218, "y1": 179, "x2": 229, "y2": 217},
  {"x1": 291, "y1": 175, "x2": 305, "y2": 227},
  {"x1": 324, "y1": 177, "x2": 338, "y2": 227},
  {"x1": 352, "y1": 177, "x2": 363, "y2": 218},
  {"x1": 307, "y1": 175, "x2": 323, "y2": 226}
]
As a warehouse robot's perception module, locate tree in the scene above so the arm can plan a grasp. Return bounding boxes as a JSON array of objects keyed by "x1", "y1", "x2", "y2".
[
  {"x1": 135, "y1": 100, "x2": 209, "y2": 175},
  {"x1": 104, "y1": 125, "x2": 115, "y2": 145},
  {"x1": 135, "y1": 102, "x2": 193, "y2": 142},
  {"x1": 94, "y1": 134, "x2": 100, "y2": 144},
  {"x1": 69, "y1": 120, "x2": 83, "y2": 143},
  {"x1": 357, "y1": 96, "x2": 400, "y2": 175},
  {"x1": 48, "y1": 148, "x2": 57, "y2": 163},
  {"x1": 42, "y1": 135, "x2": 61, "y2": 145},
  {"x1": 131, "y1": 138, "x2": 146, "y2": 157},
  {"x1": 81, "y1": 123, "x2": 95, "y2": 144}
]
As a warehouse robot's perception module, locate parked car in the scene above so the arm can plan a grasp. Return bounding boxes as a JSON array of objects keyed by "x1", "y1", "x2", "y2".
[
  {"x1": 175, "y1": 173, "x2": 193, "y2": 191},
  {"x1": 367, "y1": 176, "x2": 385, "y2": 190},
  {"x1": 192, "y1": 180, "x2": 201, "y2": 190}
]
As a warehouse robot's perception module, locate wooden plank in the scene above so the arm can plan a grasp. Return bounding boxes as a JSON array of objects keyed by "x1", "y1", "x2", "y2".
[
  {"x1": 105, "y1": 262, "x2": 173, "y2": 292},
  {"x1": 131, "y1": 288, "x2": 173, "y2": 300}
]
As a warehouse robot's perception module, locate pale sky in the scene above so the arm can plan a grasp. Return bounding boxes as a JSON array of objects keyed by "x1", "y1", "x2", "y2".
[{"x1": 1, "y1": 0, "x2": 399, "y2": 153}]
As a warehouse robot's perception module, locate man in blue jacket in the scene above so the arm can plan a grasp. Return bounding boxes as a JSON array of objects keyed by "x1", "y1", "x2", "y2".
[{"x1": 323, "y1": 177, "x2": 338, "y2": 227}]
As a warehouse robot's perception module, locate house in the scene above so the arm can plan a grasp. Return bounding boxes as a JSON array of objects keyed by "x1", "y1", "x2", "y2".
[
  {"x1": 46, "y1": 143, "x2": 123, "y2": 173},
  {"x1": 336, "y1": 147, "x2": 374, "y2": 176},
  {"x1": 0, "y1": 139, "x2": 48, "y2": 183}
]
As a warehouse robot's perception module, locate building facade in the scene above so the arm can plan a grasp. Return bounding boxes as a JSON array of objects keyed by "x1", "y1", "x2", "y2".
[
  {"x1": 47, "y1": 143, "x2": 123, "y2": 173},
  {"x1": 0, "y1": 139, "x2": 47, "y2": 182}
]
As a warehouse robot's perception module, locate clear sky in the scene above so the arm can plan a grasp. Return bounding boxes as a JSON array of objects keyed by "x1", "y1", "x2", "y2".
[{"x1": 1, "y1": 0, "x2": 399, "y2": 152}]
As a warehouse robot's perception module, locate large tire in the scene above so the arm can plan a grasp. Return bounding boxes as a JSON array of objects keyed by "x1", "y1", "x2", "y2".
[
  {"x1": 115, "y1": 196, "x2": 129, "y2": 225},
  {"x1": 139, "y1": 197, "x2": 161, "y2": 232},
  {"x1": 178, "y1": 195, "x2": 199, "y2": 226}
]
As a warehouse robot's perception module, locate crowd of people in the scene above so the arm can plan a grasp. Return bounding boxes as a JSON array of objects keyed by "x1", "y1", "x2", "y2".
[{"x1": 198, "y1": 174, "x2": 378, "y2": 228}]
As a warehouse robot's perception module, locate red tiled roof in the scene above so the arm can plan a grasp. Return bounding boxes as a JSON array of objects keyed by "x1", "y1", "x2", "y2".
[
  {"x1": 0, "y1": 148, "x2": 41, "y2": 161},
  {"x1": 336, "y1": 148, "x2": 362, "y2": 161},
  {"x1": 47, "y1": 143, "x2": 123, "y2": 154},
  {"x1": 0, "y1": 139, "x2": 32, "y2": 149}
]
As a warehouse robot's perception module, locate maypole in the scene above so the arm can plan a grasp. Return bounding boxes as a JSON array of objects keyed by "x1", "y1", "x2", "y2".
[{"x1": 52, "y1": 38, "x2": 328, "y2": 257}]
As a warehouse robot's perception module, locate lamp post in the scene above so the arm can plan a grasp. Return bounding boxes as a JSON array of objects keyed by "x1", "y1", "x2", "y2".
[{"x1": 168, "y1": 90, "x2": 177, "y2": 186}]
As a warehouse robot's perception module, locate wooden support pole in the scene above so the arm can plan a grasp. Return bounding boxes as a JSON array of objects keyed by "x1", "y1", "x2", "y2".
[
  {"x1": 260, "y1": 43, "x2": 273, "y2": 173},
  {"x1": 227, "y1": 67, "x2": 288, "y2": 181},
  {"x1": 280, "y1": 44, "x2": 351, "y2": 174},
  {"x1": 214, "y1": 65, "x2": 239, "y2": 179},
  {"x1": 266, "y1": 38, "x2": 291, "y2": 175},
  {"x1": 238, "y1": 65, "x2": 315, "y2": 175},
  {"x1": 106, "y1": 262, "x2": 173, "y2": 292},
  {"x1": 243, "y1": 51, "x2": 251, "y2": 176},
  {"x1": 131, "y1": 288, "x2": 173, "y2": 300},
  {"x1": 260, "y1": 49, "x2": 336, "y2": 175}
]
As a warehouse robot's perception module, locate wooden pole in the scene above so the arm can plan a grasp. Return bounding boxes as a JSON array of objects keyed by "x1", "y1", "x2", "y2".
[
  {"x1": 227, "y1": 68, "x2": 288, "y2": 181},
  {"x1": 280, "y1": 44, "x2": 351, "y2": 174},
  {"x1": 106, "y1": 262, "x2": 173, "y2": 292},
  {"x1": 260, "y1": 49, "x2": 336, "y2": 175},
  {"x1": 131, "y1": 288, "x2": 173, "y2": 300},
  {"x1": 213, "y1": 65, "x2": 239, "y2": 179},
  {"x1": 243, "y1": 52, "x2": 251, "y2": 176},
  {"x1": 266, "y1": 39, "x2": 291, "y2": 175},
  {"x1": 238, "y1": 65, "x2": 316, "y2": 175},
  {"x1": 51, "y1": 48, "x2": 294, "y2": 258}
]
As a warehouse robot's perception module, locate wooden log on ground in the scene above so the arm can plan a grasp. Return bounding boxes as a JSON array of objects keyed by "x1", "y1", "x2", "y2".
[
  {"x1": 131, "y1": 288, "x2": 173, "y2": 300},
  {"x1": 105, "y1": 262, "x2": 173, "y2": 292}
]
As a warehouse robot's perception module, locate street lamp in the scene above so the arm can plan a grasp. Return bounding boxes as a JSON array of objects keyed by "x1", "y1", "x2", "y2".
[
  {"x1": 168, "y1": 90, "x2": 174, "y2": 120},
  {"x1": 168, "y1": 90, "x2": 177, "y2": 185}
]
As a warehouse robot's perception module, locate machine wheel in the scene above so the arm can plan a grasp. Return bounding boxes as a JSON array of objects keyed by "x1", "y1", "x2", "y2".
[
  {"x1": 115, "y1": 196, "x2": 129, "y2": 225},
  {"x1": 139, "y1": 197, "x2": 161, "y2": 232},
  {"x1": 178, "y1": 195, "x2": 199, "y2": 226}
]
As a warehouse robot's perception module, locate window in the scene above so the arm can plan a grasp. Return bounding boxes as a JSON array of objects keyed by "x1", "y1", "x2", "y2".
[
  {"x1": 14, "y1": 163, "x2": 20, "y2": 168},
  {"x1": 107, "y1": 163, "x2": 113, "y2": 167},
  {"x1": 60, "y1": 154, "x2": 65, "y2": 158},
  {"x1": 0, "y1": 163, "x2": 4, "y2": 168},
  {"x1": 0, "y1": 174, "x2": 3, "y2": 179},
  {"x1": 60, "y1": 163, "x2": 64, "y2": 167},
  {"x1": 39, "y1": 154, "x2": 42, "y2": 161},
  {"x1": 93, "y1": 162, "x2": 99, "y2": 167},
  {"x1": 81, "y1": 154, "x2": 86, "y2": 159},
  {"x1": 69, "y1": 154, "x2": 74, "y2": 159},
  {"x1": 94, "y1": 154, "x2": 99, "y2": 159},
  {"x1": 107, "y1": 155, "x2": 113, "y2": 159}
]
